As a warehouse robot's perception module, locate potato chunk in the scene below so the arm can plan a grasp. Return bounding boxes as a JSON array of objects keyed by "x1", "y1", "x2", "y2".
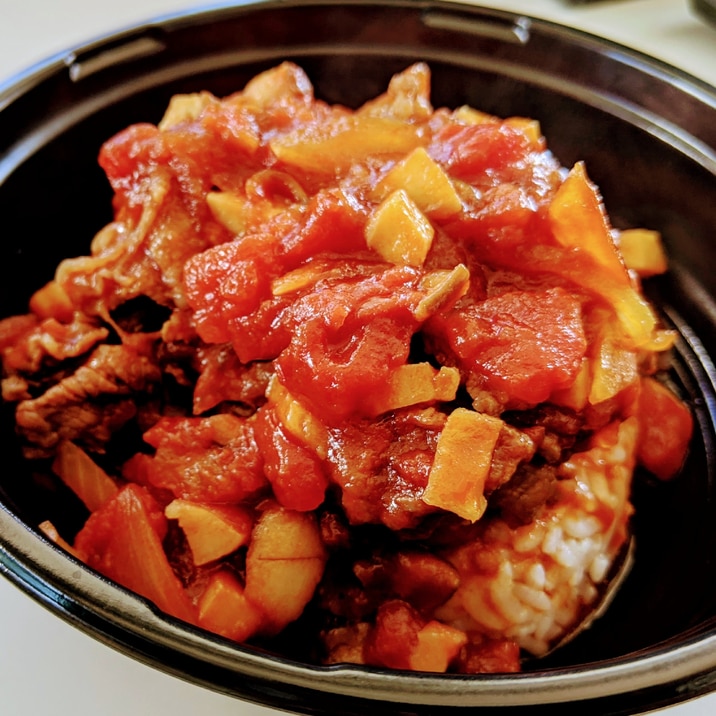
[
  {"x1": 245, "y1": 503, "x2": 327, "y2": 634},
  {"x1": 409, "y1": 621, "x2": 468, "y2": 672},
  {"x1": 367, "y1": 363, "x2": 460, "y2": 416},
  {"x1": 373, "y1": 147, "x2": 462, "y2": 220},
  {"x1": 618, "y1": 228, "x2": 668, "y2": 277},
  {"x1": 164, "y1": 499, "x2": 253, "y2": 566},
  {"x1": 366, "y1": 189, "x2": 435, "y2": 266},
  {"x1": 423, "y1": 408, "x2": 504, "y2": 522},
  {"x1": 197, "y1": 569, "x2": 264, "y2": 642}
]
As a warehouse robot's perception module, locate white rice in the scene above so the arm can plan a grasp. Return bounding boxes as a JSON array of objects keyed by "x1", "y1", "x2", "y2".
[{"x1": 436, "y1": 417, "x2": 637, "y2": 656}]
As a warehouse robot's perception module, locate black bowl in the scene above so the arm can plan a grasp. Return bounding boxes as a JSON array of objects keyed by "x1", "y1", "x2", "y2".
[{"x1": 1, "y1": 1, "x2": 716, "y2": 714}]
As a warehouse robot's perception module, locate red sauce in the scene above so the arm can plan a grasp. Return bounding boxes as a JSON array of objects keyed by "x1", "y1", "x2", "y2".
[{"x1": 0, "y1": 61, "x2": 693, "y2": 675}]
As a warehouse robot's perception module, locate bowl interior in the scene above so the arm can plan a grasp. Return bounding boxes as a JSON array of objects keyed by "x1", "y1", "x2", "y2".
[{"x1": 1, "y1": 1, "x2": 716, "y2": 712}]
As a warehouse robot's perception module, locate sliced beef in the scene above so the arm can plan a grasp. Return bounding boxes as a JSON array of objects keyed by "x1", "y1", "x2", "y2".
[
  {"x1": 492, "y1": 464, "x2": 558, "y2": 526},
  {"x1": 14, "y1": 344, "x2": 161, "y2": 457}
]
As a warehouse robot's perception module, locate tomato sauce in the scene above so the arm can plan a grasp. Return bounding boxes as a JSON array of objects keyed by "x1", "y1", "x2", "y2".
[{"x1": 0, "y1": 61, "x2": 694, "y2": 675}]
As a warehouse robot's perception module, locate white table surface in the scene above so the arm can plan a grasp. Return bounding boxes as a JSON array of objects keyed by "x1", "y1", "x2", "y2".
[{"x1": 1, "y1": 0, "x2": 715, "y2": 714}]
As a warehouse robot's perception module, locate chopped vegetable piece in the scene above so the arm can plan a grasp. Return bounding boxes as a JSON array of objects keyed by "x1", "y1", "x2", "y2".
[
  {"x1": 548, "y1": 163, "x2": 657, "y2": 346},
  {"x1": 636, "y1": 376, "x2": 693, "y2": 479},
  {"x1": 165, "y1": 499, "x2": 253, "y2": 565},
  {"x1": 366, "y1": 363, "x2": 460, "y2": 416},
  {"x1": 410, "y1": 621, "x2": 468, "y2": 672},
  {"x1": 423, "y1": 408, "x2": 504, "y2": 522},
  {"x1": 197, "y1": 569, "x2": 264, "y2": 641},
  {"x1": 588, "y1": 320, "x2": 640, "y2": 405},
  {"x1": 270, "y1": 115, "x2": 422, "y2": 175},
  {"x1": 206, "y1": 191, "x2": 248, "y2": 235},
  {"x1": 618, "y1": 228, "x2": 669, "y2": 277},
  {"x1": 366, "y1": 189, "x2": 435, "y2": 266},
  {"x1": 74, "y1": 484, "x2": 195, "y2": 623},
  {"x1": 244, "y1": 503, "x2": 327, "y2": 634},
  {"x1": 159, "y1": 91, "x2": 214, "y2": 130},
  {"x1": 373, "y1": 146, "x2": 463, "y2": 220},
  {"x1": 549, "y1": 163, "x2": 626, "y2": 275},
  {"x1": 414, "y1": 264, "x2": 470, "y2": 321},
  {"x1": 266, "y1": 375, "x2": 329, "y2": 458},
  {"x1": 52, "y1": 440, "x2": 119, "y2": 512}
]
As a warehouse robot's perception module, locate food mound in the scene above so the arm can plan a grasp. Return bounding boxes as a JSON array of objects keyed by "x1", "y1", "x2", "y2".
[{"x1": 0, "y1": 63, "x2": 694, "y2": 674}]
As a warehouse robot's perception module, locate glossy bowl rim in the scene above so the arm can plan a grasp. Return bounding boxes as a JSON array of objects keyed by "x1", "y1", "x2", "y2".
[{"x1": 1, "y1": 0, "x2": 716, "y2": 711}]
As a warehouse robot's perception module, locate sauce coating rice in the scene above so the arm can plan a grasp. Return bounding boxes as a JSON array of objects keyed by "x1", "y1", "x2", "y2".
[{"x1": 0, "y1": 63, "x2": 694, "y2": 673}]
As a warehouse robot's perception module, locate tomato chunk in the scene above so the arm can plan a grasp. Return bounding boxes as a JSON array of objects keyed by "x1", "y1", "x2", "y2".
[
  {"x1": 74, "y1": 484, "x2": 195, "y2": 623},
  {"x1": 275, "y1": 267, "x2": 423, "y2": 423},
  {"x1": 184, "y1": 234, "x2": 278, "y2": 344},
  {"x1": 428, "y1": 287, "x2": 587, "y2": 405},
  {"x1": 429, "y1": 123, "x2": 532, "y2": 183},
  {"x1": 364, "y1": 600, "x2": 423, "y2": 670},
  {"x1": 253, "y1": 406, "x2": 329, "y2": 511},
  {"x1": 636, "y1": 376, "x2": 693, "y2": 480},
  {"x1": 124, "y1": 414, "x2": 267, "y2": 503}
]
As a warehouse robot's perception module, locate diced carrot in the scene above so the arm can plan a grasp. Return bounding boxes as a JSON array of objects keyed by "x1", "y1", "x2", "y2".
[{"x1": 244, "y1": 503, "x2": 327, "y2": 634}]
